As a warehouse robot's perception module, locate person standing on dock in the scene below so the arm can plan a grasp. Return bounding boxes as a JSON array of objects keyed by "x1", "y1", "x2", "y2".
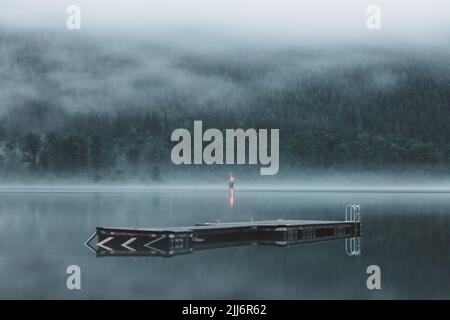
[{"x1": 228, "y1": 175, "x2": 235, "y2": 190}]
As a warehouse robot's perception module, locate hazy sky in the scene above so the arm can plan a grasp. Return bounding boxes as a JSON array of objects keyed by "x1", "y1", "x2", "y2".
[{"x1": 1, "y1": 0, "x2": 449, "y2": 45}]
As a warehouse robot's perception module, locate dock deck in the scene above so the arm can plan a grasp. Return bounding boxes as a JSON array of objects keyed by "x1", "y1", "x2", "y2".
[{"x1": 85, "y1": 216, "x2": 362, "y2": 257}]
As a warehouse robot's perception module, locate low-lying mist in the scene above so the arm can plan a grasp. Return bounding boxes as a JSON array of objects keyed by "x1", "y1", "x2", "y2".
[{"x1": 1, "y1": 30, "x2": 449, "y2": 130}]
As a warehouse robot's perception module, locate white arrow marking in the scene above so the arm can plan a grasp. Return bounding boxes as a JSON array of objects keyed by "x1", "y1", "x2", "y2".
[
  {"x1": 97, "y1": 236, "x2": 114, "y2": 251},
  {"x1": 121, "y1": 237, "x2": 137, "y2": 251},
  {"x1": 144, "y1": 235, "x2": 166, "y2": 248},
  {"x1": 145, "y1": 245, "x2": 167, "y2": 255}
]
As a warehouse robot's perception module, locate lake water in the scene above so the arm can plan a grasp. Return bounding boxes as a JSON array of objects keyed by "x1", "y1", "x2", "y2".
[{"x1": 0, "y1": 187, "x2": 449, "y2": 299}]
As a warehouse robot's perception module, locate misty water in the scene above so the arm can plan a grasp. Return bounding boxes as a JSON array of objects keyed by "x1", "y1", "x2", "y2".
[{"x1": 0, "y1": 187, "x2": 449, "y2": 299}]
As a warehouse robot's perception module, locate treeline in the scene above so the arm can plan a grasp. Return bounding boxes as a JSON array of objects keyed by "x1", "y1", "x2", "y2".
[
  {"x1": 284, "y1": 129, "x2": 449, "y2": 169},
  {"x1": 0, "y1": 111, "x2": 448, "y2": 182},
  {"x1": 0, "y1": 111, "x2": 169, "y2": 182}
]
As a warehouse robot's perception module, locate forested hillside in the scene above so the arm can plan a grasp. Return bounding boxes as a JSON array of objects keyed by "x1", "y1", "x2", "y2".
[{"x1": 0, "y1": 31, "x2": 449, "y2": 181}]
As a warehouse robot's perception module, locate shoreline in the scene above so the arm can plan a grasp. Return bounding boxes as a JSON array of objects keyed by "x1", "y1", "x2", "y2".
[{"x1": 0, "y1": 185, "x2": 449, "y2": 193}]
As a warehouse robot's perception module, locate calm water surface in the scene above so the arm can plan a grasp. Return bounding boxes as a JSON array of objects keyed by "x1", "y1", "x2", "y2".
[{"x1": 0, "y1": 188, "x2": 449, "y2": 299}]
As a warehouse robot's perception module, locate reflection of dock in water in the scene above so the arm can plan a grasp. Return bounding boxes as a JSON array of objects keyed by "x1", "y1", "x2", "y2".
[{"x1": 85, "y1": 206, "x2": 362, "y2": 257}]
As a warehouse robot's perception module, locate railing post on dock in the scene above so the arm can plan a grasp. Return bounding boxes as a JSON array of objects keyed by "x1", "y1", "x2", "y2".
[{"x1": 345, "y1": 204, "x2": 361, "y2": 222}]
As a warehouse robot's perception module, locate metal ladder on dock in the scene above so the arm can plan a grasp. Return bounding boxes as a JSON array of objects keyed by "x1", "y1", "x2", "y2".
[{"x1": 345, "y1": 204, "x2": 361, "y2": 256}]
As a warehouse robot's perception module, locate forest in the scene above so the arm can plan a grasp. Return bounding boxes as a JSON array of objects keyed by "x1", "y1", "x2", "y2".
[{"x1": 0, "y1": 31, "x2": 449, "y2": 182}]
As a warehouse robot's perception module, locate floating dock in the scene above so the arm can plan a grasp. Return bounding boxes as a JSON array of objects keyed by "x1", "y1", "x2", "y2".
[{"x1": 85, "y1": 205, "x2": 362, "y2": 257}]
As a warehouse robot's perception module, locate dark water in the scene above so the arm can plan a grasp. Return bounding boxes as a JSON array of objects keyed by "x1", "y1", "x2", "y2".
[{"x1": 0, "y1": 188, "x2": 449, "y2": 299}]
